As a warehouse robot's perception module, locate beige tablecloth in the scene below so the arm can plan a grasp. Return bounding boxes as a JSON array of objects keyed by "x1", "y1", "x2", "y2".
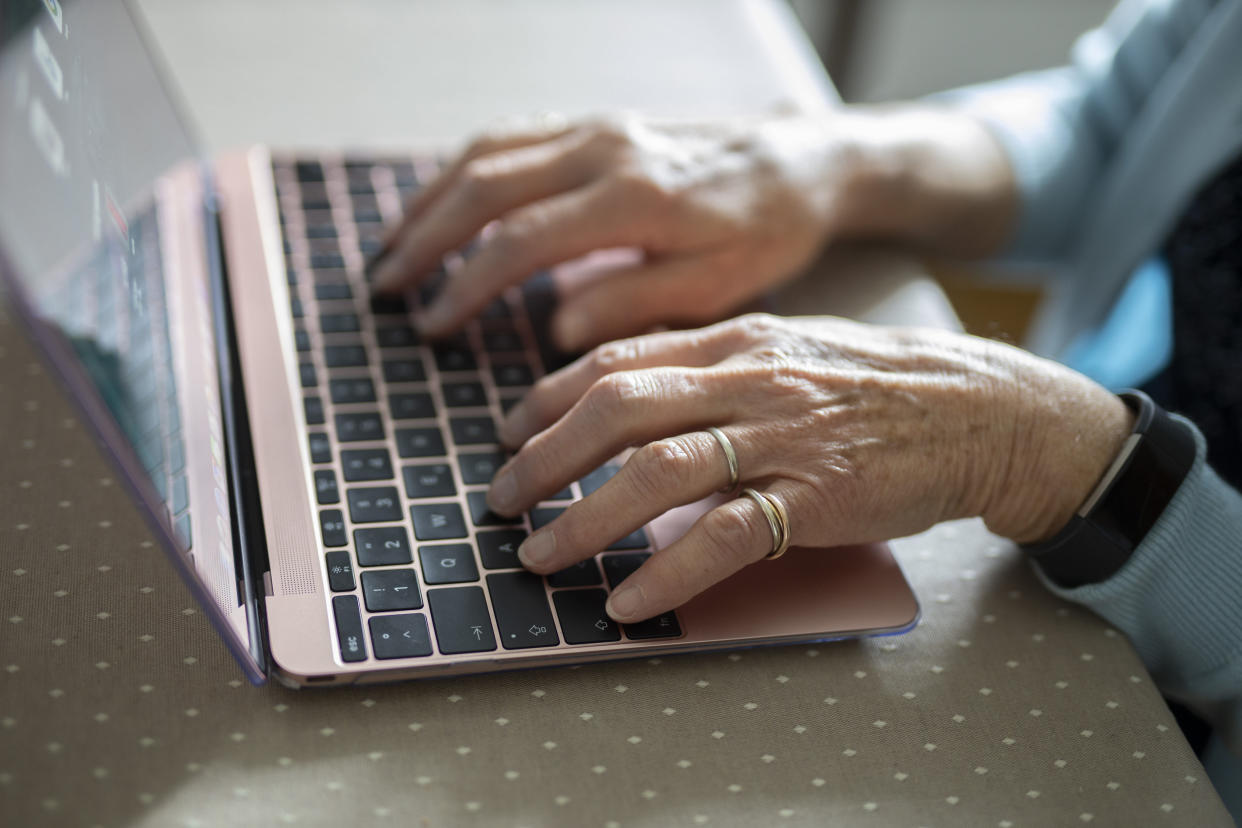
[{"x1": 0, "y1": 305, "x2": 1230, "y2": 828}]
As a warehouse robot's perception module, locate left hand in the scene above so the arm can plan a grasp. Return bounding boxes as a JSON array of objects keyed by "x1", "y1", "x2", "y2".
[{"x1": 484, "y1": 313, "x2": 1133, "y2": 623}]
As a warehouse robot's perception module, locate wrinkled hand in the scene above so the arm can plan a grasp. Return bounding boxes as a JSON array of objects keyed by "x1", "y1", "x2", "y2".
[
  {"x1": 372, "y1": 114, "x2": 850, "y2": 350},
  {"x1": 484, "y1": 314, "x2": 1132, "y2": 623}
]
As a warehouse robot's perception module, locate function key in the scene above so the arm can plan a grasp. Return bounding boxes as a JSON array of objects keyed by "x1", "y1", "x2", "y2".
[
  {"x1": 382, "y1": 358, "x2": 426, "y2": 384},
  {"x1": 427, "y1": 586, "x2": 496, "y2": 653},
  {"x1": 346, "y1": 486, "x2": 402, "y2": 523},
  {"x1": 553, "y1": 589, "x2": 620, "y2": 644},
  {"x1": 547, "y1": 559, "x2": 603, "y2": 588},
  {"x1": 492, "y1": 363, "x2": 533, "y2": 388},
  {"x1": 449, "y1": 416, "x2": 496, "y2": 445},
  {"x1": 329, "y1": 377, "x2": 376, "y2": 404},
  {"x1": 361, "y1": 569, "x2": 423, "y2": 612},
  {"x1": 304, "y1": 396, "x2": 325, "y2": 425},
  {"x1": 319, "y1": 509, "x2": 347, "y2": 547},
  {"x1": 441, "y1": 380, "x2": 487, "y2": 408},
  {"x1": 336, "y1": 411, "x2": 384, "y2": 442},
  {"x1": 295, "y1": 160, "x2": 325, "y2": 182},
  {"x1": 368, "y1": 614, "x2": 433, "y2": 659},
  {"x1": 467, "y1": 491, "x2": 521, "y2": 527},
  {"x1": 418, "y1": 543, "x2": 479, "y2": 585},
  {"x1": 395, "y1": 426, "x2": 446, "y2": 458},
  {"x1": 319, "y1": 312, "x2": 360, "y2": 334},
  {"x1": 403, "y1": 463, "x2": 456, "y2": 498},
  {"x1": 341, "y1": 448, "x2": 393, "y2": 481},
  {"x1": 487, "y1": 571, "x2": 559, "y2": 649},
  {"x1": 314, "y1": 469, "x2": 340, "y2": 504},
  {"x1": 332, "y1": 595, "x2": 367, "y2": 662},
  {"x1": 324, "y1": 345, "x2": 369, "y2": 368},
  {"x1": 389, "y1": 391, "x2": 435, "y2": 420},
  {"x1": 477, "y1": 529, "x2": 527, "y2": 569},
  {"x1": 458, "y1": 451, "x2": 504, "y2": 485},
  {"x1": 325, "y1": 550, "x2": 356, "y2": 592},
  {"x1": 355, "y1": 526, "x2": 413, "y2": 566},
  {"x1": 376, "y1": 326, "x2": 419, "y2": 348},
  {"x1": 410, "y1": 502, "x2": 468, "y2": 541},
  {"x1": 308, "y1": 432, "x2": 332, "y2": 463}
]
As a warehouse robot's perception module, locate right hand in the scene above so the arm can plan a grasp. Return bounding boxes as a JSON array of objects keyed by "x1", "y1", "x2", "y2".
[{"x1": 371, "y1": 113, "x2": 859, "y2": 351}]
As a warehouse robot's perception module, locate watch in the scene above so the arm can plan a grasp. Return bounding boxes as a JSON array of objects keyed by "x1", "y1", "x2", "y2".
[{"x1": 1023, "y1": 390, "x2": 1197, "y2": 588}]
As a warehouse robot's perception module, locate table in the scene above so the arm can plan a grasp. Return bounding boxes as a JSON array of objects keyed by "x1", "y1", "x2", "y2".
[{"x1": 0, "y1": 1, "x2": 1230, "y2": 825}]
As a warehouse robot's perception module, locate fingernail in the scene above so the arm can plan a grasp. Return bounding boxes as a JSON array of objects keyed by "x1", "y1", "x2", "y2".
[
  {"x1": 553, "y1": 311, "x2": 588, "y2": 351},
  {"x1": 606, "y1": 584, "x2": 645, "y2": 620},
  {"x1": 487, "y1": 468, "x2": 518, "y2": 513},
  {"x1": 518, "y1": 531, "x2": 556, "y2": 568}
]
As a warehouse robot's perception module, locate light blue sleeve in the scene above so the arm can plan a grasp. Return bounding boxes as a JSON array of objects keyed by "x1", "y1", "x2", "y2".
[
  {"x1": 1034, "y1": 418, "x2": 1242, "y2": 753},
  {"x1": 935, "y1": 0, "x2": 1216, "y2": 265}
]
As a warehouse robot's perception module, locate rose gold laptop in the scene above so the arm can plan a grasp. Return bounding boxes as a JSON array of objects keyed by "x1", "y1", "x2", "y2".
[{"x1": 0, "y1": 0, "x2": 918, "y2": 687}]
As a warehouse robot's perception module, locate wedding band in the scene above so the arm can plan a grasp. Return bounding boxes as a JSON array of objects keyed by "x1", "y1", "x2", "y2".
[
  {"x1": 741, "y1": 488, "x2": 791, "y2": 561},
  {"x1": 707, "y1": 427, "x2": 740, "y2": 493}
]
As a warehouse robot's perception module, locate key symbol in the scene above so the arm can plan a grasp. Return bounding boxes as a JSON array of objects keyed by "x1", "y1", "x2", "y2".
[
  {"x1": 594, "y1": 619, "x2": 609, "y2": 631},
  {"x1": 471, "y1": 625, "x2": 483, "y2": 640},
  {"x1": 431, "y1": 513, "x2": 447, "y2": 528},
  {"x1": 440, "y1": 557, "x2": 457, "y2": 568}
]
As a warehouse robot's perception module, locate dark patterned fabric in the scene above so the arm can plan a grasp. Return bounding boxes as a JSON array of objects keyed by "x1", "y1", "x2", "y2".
[{"x1": 1146, "y1": 150, "x2": 1242, "y2": 490}]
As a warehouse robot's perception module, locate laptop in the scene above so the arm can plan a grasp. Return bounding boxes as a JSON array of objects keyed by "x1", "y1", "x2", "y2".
[{"x1": 0, "y1": 0, "x2": 919, "y2": 687}]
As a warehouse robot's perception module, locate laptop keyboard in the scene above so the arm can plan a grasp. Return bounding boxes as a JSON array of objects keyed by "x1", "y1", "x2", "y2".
[{"x1": 272, "y1": 155, "x2": 680, "y2": 665}]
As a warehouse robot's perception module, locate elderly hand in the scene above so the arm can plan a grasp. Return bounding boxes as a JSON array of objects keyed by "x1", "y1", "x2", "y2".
[
  {"x1": 485, "y1": 314, "x2": 1133, "y2": 623},
  {"x1": 371, "y1": 113, "x2": 856, "y2": 350}
]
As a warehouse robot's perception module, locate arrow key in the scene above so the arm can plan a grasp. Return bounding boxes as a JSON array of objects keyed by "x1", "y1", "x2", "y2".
[{"x1": 553, "y1": 589, "x2": 621, "y2": 644}]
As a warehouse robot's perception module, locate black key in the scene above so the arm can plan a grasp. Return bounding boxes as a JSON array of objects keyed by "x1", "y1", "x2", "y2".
[
  {"x1": 170, "y1": 434, "x2": 186, "y2": 474},
  {"x1": 332, "y1": 595, "x2": 367, "y2": 662},
  {"x1": 419, "y1": 544, "x2": 479, "y2": 585},
  {"x1": 306, "y1": 224, "x2": 338, "y2": 239},
  {"x1": 314, "y1": 469, "x2": 340, "y2": 504},
  {"x1": 341, "y1": 448, "x2": 393, "y2": 481},
  {"x1": 529, "y1": 507, "x2": 565, "y2": 531},
  {"x1": 369, "y1": 614, "x2": 433, "y2": 659},
  {"x1": 477, "y1": 529, "x2": 527, "y2": 569},
  {"x1": 286, "y1": 266, "x2": 298, "y2": 287},
  {"x1": 602, "y1": 552, "x2": 648, "y2": 589},
  {"x1": 389, "y1": 392, "x2": 435, "y2": 420},
  {"x1": 325, "y1": 550, "x2": 356, "y2": 592},
  {"x1": 607, "y1": 528, "x2": 649, "y2": 551},
  {"x1": 492, "y1": 363, "x2": 533, "y2": 388},
  {"x1": 309, "y1": 432, "x2": 332, "y2": 464},
  {"x1": 458, "y1": 451, "x2": 504, "y2": 485},
  {"x1": 376, "y1": 326, "x2": 419, "y2": 348},
  {"x1": 299, "y1": 362, "x2": 318, "y2": 388},
  {"x1": 624, "y1": 611, "x2": 682, "y2": 640},
  {"x1": 290, "y1": 297, "x2": 304, "y2": 319},
  {"x1": 358, "y1": 237, "x2": 383, "y2": 257},
  {"x1": 354, "y1": 207, "x2": 383, "y2": 224},
  {"x1": 319, "y1": 509, "x2": 347, "y2": 547},
  {"x1": 395, "y1": 426, "x2": 446, "y2": 458},
  {"x1": 442, "y1": 381, "x2": 487, "y2": 408},
  {"x1": 483, "y1": 330, "x2": 523, "y2": 352},
  {"x1": 468, "y1": 491, "x2": 521, "y2": 526},
  {"x1": 171, "y1": 474, "x2": 189, "y2": 515},
  {"x1": 348, "y1": 179, "x2": 375, "y2": 197},
  {"x1": 355, "y1": 526, "x2": 413, "y2": 566},
  {"x1": 336, "y1": 411, "x2": 384, "y2": 442},
  {"x1": 403, "y1": 463, "x2": 456, "y2": 498},
  {"x1": 361, "y1": 569, "x2": 423, "y2": 612},
  {"x1": 295, "y1": 160, "x2": 325, "y2": 182},
  {"x1": 311, "y1": 266, "x2": 349, "y2": 284},
  {"x1": 547, "y1": 559, "x2": 604, "y2": 588},
  {"x1": 546, "y1": 487, "x2": 573, "y2": 501},
  {"x1": 487, "y1": 572, "x2": 559, "y2": 649},
  {"x1": 579, "y1": 464, "x2": 620, "y2": 496},
  {"x1": 315, "y1": 283, "x2": 353, "y2": 301},
  {"x1": 347, "y1": 486, "x2": 402, "y2": 523},
  {"x1": 329, "y1": 377, "x2": 376, "y2": 404},
  {"x1": 499, "y1": 396, "x2": 522, "y2": 414},
  {"x1": 311, "y1": 253, "x2": 346, "y2": 269},
  {"x1": 301, "y1": 195, "x2": 331, "y2": 211},
  {"x1": 370, "y1": 293, "x2": 407, "y2": 315},
  {"x1": 434, "y1": 342, "x2": 477, "y2": 372},
  {"x1": 320, "y1": 312, "x2": 360, "y2": 334},
  {"x1": 295, "y1": 329, "x2": 311, "y2": 351},
  {"x1": 449, "y1": 416, "x2": 496, "y2": 445},
  {"x1": 553, "y1": 589, "x2": 621, "y2": 644},
  {"x1": 427, "y1": 587, "x2": 497, "y2": 653},
  {"x1": 304, "y1": 396, "x2": 325, "y2": 425},
  {"x1": 324, "y1": 345, "x2": 368, "y2": 368},
  {"x1": 383, "y1": 358, "x2": 426, "y2": 384},
  {"x1": 411, "y1": 502, "x2": 468, "y2": 540}
]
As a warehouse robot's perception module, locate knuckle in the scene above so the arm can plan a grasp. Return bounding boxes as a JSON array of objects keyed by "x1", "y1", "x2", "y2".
[
  {"x1": 701, "y1": 502, "x2": 763, "y2": 562},
  {"x1": 583, "y1": 370, "x2": 647, "y2": 418},
  {"x1": 590, "y1": 338, "x2": 642, "y2": 375},
  {"x1": 630, "y1": 439, "x2": 696, "y2": 492}
]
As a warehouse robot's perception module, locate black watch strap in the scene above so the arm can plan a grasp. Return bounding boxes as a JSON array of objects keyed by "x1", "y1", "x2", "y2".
[{"x1": 1023, "y1": 390, "x2": 1197, "y2": 588}]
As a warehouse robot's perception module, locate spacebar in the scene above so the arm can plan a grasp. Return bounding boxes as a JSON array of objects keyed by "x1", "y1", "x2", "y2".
[{"x1": 486, "y1": 572, "x2": 560, "y2": 649}]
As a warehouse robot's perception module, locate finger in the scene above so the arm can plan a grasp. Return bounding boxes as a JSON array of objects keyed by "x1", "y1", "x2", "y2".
[
  {"x1": 372, "y1": 137, "x2": 595, "y2": 292},
  {"x1": 485, "y1": 366, "x2": 739, "y2": 514},
  {"x1": 515, "y1": 429, "x2": 741, "y2": 573},
  {"x1": 604, "y1": 489, "x2": 783, "y2": 622},
  {"x1": 549, "y1": 250, "x2": 743, "y2": 352},
  {"x1": 499, "y1": 323, "x2": 745, "y2": 447},
  {"x1": 413, "y1": 180, "x2": 647, "y2": 335}
]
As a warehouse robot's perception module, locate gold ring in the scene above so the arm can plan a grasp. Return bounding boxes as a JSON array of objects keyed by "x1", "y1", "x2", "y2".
[
  {"x1": 707, "y1": 427, "x2": 740, "y2": 493},
  {"x1": 741, "y1": 488, "x2": 791, "y2": 560}
]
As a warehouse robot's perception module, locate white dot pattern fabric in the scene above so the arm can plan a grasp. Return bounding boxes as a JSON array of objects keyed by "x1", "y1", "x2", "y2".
[{"x1": 0, "y1": 310, "x2": 1232, "y2": 826}]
